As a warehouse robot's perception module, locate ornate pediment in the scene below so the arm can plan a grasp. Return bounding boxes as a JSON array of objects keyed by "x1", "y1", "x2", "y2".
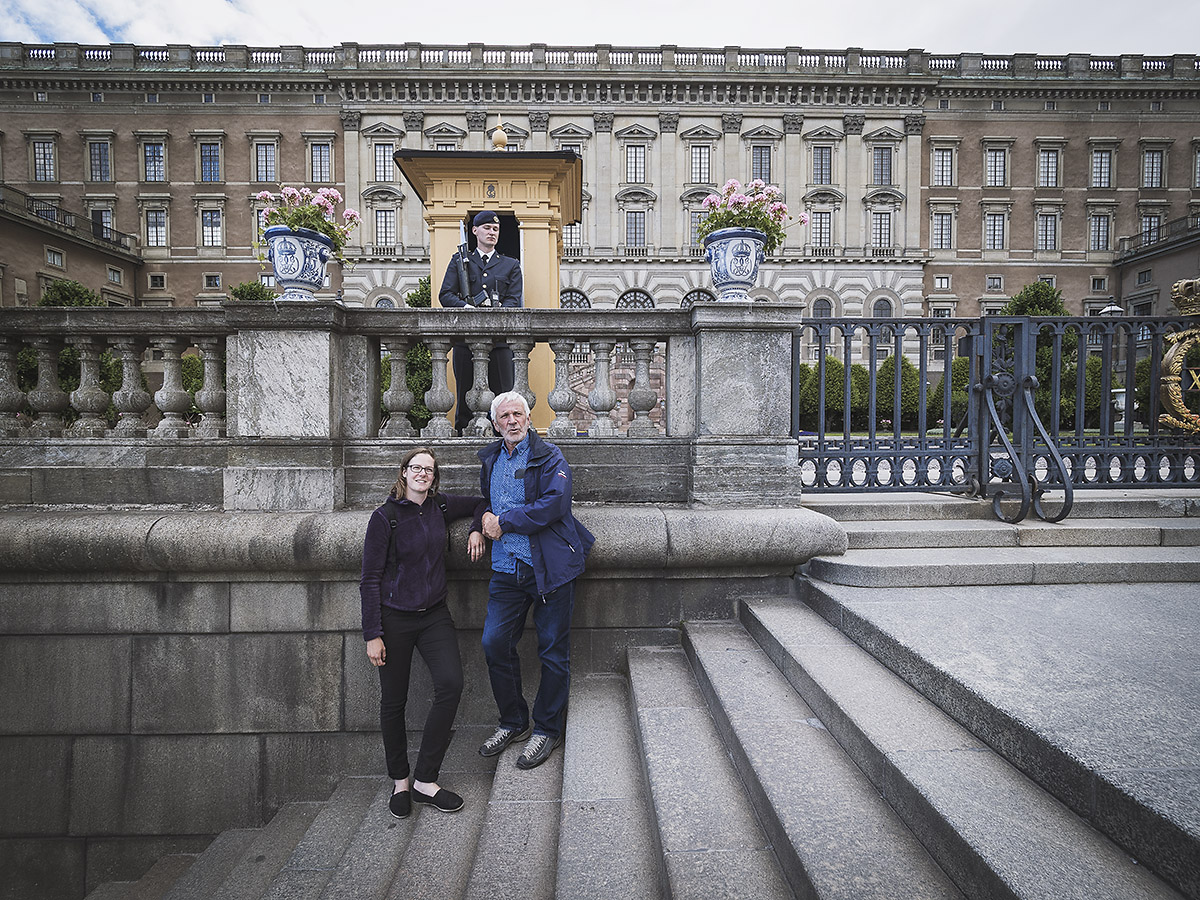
[
  {"x1": 803, "y1": 187, "x2": 845, "y2": 205},
  {"x1": 614, "y1": 123, "x2": 658, "y2": 141},
  {"x1": 742, "y1": 125, "x2": 784, "y2": 141},
  {"x1": 863, "y1": 126, "x2": 905, "y2": 143},
  {"x1": 802, "y1": 126, "x2": 844, "y2": 142},
  {"x1": 361, "y1": 185, "x2": 404, "y2": 201},
  {"x1": 679, "y1": 124, "x2": 722, "y2": 142},
  {"x1": 550, "y1": 123, "x2": 593, "y2": 140},
  {"x1": 423, "y1": 122, "x2": 468, "y2": 139},
  {"x1": 361, "y1": 122, "x2": 405, "y2": 138},
  {"x1": 681, "y1": 186, "x2": 718, "y2": 203},
  {"x1": 489, "y1": 123, "x2": 529, "y2": 139},
  {"x1": 615, "y1": 186, "x2": 658, "y2": 204},
  {"x1": 864, "y1": 186, "x2": 905, "y2": 205}
]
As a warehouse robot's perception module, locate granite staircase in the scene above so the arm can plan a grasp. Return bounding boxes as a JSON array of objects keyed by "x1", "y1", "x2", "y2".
[{"x1": 85, "y1": 491, "x2": 1200, "y2": 900}]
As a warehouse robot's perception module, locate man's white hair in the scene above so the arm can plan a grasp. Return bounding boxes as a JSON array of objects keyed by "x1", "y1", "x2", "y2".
[{"x1": 490, "y1": 391, "x2": 530, "y2": 423}]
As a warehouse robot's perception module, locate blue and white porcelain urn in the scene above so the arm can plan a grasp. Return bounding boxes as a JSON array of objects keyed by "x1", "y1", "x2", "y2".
[
  {"x1": 702, "y1": 227, "x2": 767, "y2": 302},
  {"x1": 264, "y1": 225, "x2": 333, "y2": 301}
]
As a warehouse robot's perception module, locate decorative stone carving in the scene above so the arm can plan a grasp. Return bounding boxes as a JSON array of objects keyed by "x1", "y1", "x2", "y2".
[
  {"x1": 547, "y1": 338, "x2": 577, "y2": 438},
  {"x1": 151, "y1": 338, "x2": 193, "y2": 438},
  {"x1": 626, "y1": 339, "x2": 660, "y2": 436},
  {"x1": 339, "y1": 110, "x2": 361, "y2": 130},
  {"x1": 528, "y1": 110, "x2": 549, "y2": 132},
  {"x1": 509, "y1": 339, "x2": 536, "y2": 414},
  {"x1": 403, "y1": 111, "x2": 425, "y2": 132},
  {"x1": 466, "y1": 110, "x2": 488, "y2": 132},
  {"x1": 66, "y1": 337, "x2": 110, "y2": 438},
  {"x1": 593, "y1": 111, "x2": 614, "y2": 133},
  {"x1": 588, "y1": 339, "x2": 619, "y2": 437},
  {"x1": 109, "y1": 338, "x2": 151, "y2": 436},
  {"x1": 465, "y1": 339, "x2": 496, "y2": 437},
  {"x1": 843, "y1": 114, "x2": 865, "y2": 135},
  {"x1": 0, "y1": 337, "x2": 26, "y2": 437},
  {"x1": 658, "y1": 112, "x2": 679, "y2": 133},
  {"x1": 194, "y1": 336, "x2": 227, "y2": 438},
  {"x1": 27, "y1": 337, "x2": 68, "y2": 437},
  {"x1": 905, "y1": 114, "x2": 927, "y2": 135},
  {"x1": 783, "y1": 114, "x2": 804, "y2": 134},
  {"x1": 421, "y1": 339, "x2": 455, "y2": 438},
  {"x1": 380, "y1": 338, "x2": 415, "y2": 437},
  {"x1": 722, "y1": 112, "x2": 743, "y2": 133}
]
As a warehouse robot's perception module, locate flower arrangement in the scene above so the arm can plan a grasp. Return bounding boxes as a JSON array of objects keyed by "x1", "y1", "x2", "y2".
[
  {"x1": 255, "y1": 186, "x2": 361, "y2": 265},
  {"x1": 696, "y1": 179, "x2": 806, "y2": 255}
]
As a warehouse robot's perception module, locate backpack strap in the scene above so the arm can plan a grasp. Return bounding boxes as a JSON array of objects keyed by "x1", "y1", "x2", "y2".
[
  {"x1": 381, "y1": 502, "x2": 400, "y2": 581},
  {"x1": 436, "y1": 494, "x2": 451, "y2": 551}
]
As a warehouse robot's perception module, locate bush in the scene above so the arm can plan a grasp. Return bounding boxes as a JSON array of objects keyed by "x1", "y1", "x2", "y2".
[
  {"x1": 38, "y1": 279, "x2": 104, "y2": 307},
  {"x1": 927, "y1": 356, "x2": 971, "y2": 431},
  {"x1": 229, "y1": 281, "x2": 277, "y2": 303},
  {"x1": 797, "y1": 356, "x2": 851, "y2": 431},
  {"x1": 873, "y1": 353, "x2": 921, "y2": 429}
]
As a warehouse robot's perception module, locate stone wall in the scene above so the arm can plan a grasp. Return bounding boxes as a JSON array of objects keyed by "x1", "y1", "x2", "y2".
[{"x1": 0, "y1": 504, "x2": 846, "y2": 899}]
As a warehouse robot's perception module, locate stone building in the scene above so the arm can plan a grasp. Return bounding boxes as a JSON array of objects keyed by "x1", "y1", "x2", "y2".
[{"x1": 1, "y1": 42, "x2": 1197, "y2": 322}]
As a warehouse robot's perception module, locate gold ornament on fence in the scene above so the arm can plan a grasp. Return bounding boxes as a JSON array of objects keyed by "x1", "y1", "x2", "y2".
[{"x1": 1159, "y1": 278, "x2": 1200, "y2": 434}]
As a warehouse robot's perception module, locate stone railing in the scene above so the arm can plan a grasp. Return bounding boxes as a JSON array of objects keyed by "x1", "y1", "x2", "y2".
[{"x1": 0, "y1": 301, "x2": 805, "y2": 509}]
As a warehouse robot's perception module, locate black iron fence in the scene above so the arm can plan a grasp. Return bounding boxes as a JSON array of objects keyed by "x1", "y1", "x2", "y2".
[{"x1": 793, "y1": 315, "x2": 1200, "y2": 521}]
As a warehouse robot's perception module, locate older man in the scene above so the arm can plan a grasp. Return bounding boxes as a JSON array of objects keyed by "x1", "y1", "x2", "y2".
[{"x1": 476, "y1": 391, "x2": 595, "y2": 769}]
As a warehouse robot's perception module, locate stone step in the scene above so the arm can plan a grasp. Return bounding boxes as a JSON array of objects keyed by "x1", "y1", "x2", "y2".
[
  {"x1": 161, "y1": 829, "x2": 257, "y2": 900},
  {"x1": 742, "y1": 595, "x2": 1187, "y2": 900},
  {"x1": 83, "y1": 882, "x2": 135, "y2": 900},
  {"x1": 683, "y1": 620, "x2": 964, "y2": 900},
  {"x1": 799, "y1": 579, "x2": 1200, "y2": 900},
  {"x1": 627, "y1": 646, "x2": 792, "y2": 900},
  {"x1": 844, "y1": 517, "x2": 1200, "y2": 550},
  {"x1": 123, "y1": 854, "x2": 196, "y2": 900},
  {"x1": 262, "y1": 776, "x2": 382, "y2": 900},
  {"x1": 463, "y1": 731, "x2": 564, "y2": 900},
  {"x1": 802, "y1": 490, "x2": 1199, "y2": 523},
  {"x1": 317, "y1": 782, "x2": 418, "y2": 900},
  {"x1": 555, "y1": 674, "x2": 659, "y2": 900},
  {"x1": 807, "y1": 545, "x2": 1200, "y2": 587},
  {"x1": 210, "y1": 803, "x2": 323, "y2": 900}
]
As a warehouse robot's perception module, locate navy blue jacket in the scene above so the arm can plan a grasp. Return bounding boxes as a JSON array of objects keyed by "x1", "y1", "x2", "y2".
[
  {"x1": 439, "y1": 250, "x2": 523, "y2": 307},
  {"x1": 478, "y1": 431, "x2": 595, "y2": 595}
]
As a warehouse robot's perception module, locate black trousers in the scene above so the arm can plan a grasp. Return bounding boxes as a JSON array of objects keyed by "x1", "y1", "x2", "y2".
[
  {"x1": 378, "y1": 602, "x2": 463, "y2": 783},
  {"x1": 451, "y1": 343, "x2": 514, "y2": 431}
]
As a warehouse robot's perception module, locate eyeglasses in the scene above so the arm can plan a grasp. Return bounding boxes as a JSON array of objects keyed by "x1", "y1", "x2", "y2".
[{"x1": 406, "y1": 464, "x2": 435, "y2": 476}]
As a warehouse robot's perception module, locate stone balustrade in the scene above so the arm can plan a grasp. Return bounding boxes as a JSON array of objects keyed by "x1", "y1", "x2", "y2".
[{"x1": 0, "y1": 300, "x2": 806, "y2": 509}]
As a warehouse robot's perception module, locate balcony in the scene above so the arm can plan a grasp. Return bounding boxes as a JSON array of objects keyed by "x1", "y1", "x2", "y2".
[
  {"x1": 1116, "y1": 214, "x2": 1200, "y2": 261},
  {"x1": 0, "y1": 184, "x2": 139, "y2": 255}
]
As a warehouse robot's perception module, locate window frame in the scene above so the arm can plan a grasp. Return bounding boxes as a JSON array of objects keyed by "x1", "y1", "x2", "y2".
[
  {"x1": 810, "y1": 210, "x2": 832, "y2": 248},
  {"x1": 200, "y1": 208, "x2": 223, "y2": 248},
  {"x1": 751, "y1": 144, "x2": 772, "y2": 183},
  {"x1": 373, "y1": 142, "x2": 395, "y2": 182},
  {"x1": 1091, "y1": 149, "x2": 1113, "y2": 188},
  {"x1": 812, "y1": 145, "x2": 833, "y2": 185},
  {"x1": 142, "y1": 140, "x2": 166, "y2": 182},
  {"x1": 689, "y1": 144, "x2": 711, "y2": 184},
  {"x1": 144, "y1": 208, "x2": 168, "y2": 248},
  {"x1": 625, "y1": 209, "x2": 647, "y2": 247},
  {"x1": 932, "y1": 146, "x2": 955, "y2": 187},
  {"x1": 87, "y1": 139, "x2": 112, "y2": 182},
  {"x1": 626, "y1": 144, "x2": 647, "y2": 184},
  {"x1": 32, "y1": 139, "x2": 57, "y2": 182}
]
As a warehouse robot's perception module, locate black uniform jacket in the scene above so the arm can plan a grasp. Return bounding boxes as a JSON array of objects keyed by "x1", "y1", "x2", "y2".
[{"x1": 438, "y1": 250, "x2": 523, "y2": 307}]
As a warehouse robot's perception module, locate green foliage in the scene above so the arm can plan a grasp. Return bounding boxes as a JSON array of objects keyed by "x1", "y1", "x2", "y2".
[
  {"x1": 38, "y1": 279, "x2": 104, "y2": 307},
  {"x1": 796, "y1": 357, "x2": 874, "y2": 431},
  {"x1": 405, "y1": 276, "x2": 432, "y2": 309},
  {"x1": 229, "y1": 281, "x2": 277, "y2": 303},
  {"x1": 873, "y1": 353, "x2": 921, "y2": 429},
  {"x1": 1000, "y1": 281, "x2": 1068, "y2": 317}
]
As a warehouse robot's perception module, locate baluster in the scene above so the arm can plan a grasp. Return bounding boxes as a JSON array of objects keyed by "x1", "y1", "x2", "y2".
[
  {"x1": 66, "y1": 337, "x2": 110, "y2": 438},
  {"x1": 194, "y1": 337, "x2": 227, "y2": 437},
  {"x1": 465, "y1": 339, "x2": 496, "y2": 437},
  {"x1": 109, "y1": 338, "x2": 152, "y2": 437},
  {"x1": 151, "y1": 338, "x2": 192, "y2": 438},
  {"x1": 27, "y1": 337, "x2": 69, "y2": 437},
  {"x1": 627, "y1": 339, "x2": 659, "y2": 436},
  {"x1": 421, "y1": 338, "x2": 455, "y2": 439},
  {"x1": 510, "y1": 339, "x2": 536, "y2": 414},
  {"x1": 547, "y1": 338, "x2": 577, "y2": 438},
  {"x1": 0, "y1": 337, "x2": 27, "y2": 436},
  {"x1": 380, "y1": 337, "x2": 415, "y2": 437},
  {"x1": 588, "y1": 339, "x2": 618, "y2": 437}
]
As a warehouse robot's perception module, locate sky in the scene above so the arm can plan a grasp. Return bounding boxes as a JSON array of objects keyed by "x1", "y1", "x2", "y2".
[{"x1": 2, "y1": 0, "x2": 1198, "y2": 57}]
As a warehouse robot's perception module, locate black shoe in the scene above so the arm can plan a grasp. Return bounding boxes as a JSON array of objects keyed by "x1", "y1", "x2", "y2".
[
  {"x1": 412, "y1": 787, "x2": 464, "y2": 813},
  {"x1": 515, "y1": 733, "x2": 559, "y2": 770},
  {"x1": 388, "y1": 789, "x2": 411, "y2": 819},
  {"x1": 479, "y1": 725, "x2": 530, "y2": 757}
]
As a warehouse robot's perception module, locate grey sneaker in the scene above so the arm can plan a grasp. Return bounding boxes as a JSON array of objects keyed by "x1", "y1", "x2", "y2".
[
  {"x1": 479, "y1": 725, "x2": 530, "y2": 757},
  {"x1": 516, "y1": 733, "x2": 559, "y2": 770}
]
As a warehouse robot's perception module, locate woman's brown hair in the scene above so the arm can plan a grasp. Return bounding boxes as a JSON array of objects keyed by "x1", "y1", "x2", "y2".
[{"x1": 390, "y1": 446, "x2": 440, "y2": 499}]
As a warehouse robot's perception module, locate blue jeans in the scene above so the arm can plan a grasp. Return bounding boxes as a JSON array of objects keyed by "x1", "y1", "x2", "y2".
[{"x1": 482, "y1": 561, "x2": 575, "y2": 741}]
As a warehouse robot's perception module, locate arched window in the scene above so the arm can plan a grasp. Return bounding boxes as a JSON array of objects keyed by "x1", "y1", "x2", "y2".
[
  {"x1": 681, "y1": 289, "x2": 715, "y2": 309},
  {"x1": 616, "y1": 289, "x2": 654, "y2": 309},
  {"x1": 810, "y1": 297, "x2": 833, "y2": 318},
  {"x1": 374, "y1": 296, "x2": 396, "y2": 309},
  {"x1": 872, "y1": 297, "x2": 893, "y2": 318},
  {"x1": 559, "y1": 289, "x2": 591, "y2": 309}
]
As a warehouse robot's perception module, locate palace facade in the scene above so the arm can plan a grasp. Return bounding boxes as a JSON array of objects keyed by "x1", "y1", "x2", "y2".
[{"x1": 1, "y1": 42, "x2": 1197, "y2": 323}]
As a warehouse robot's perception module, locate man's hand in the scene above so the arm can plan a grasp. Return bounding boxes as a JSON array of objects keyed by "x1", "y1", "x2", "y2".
[
  {"x1": 366, "y1": 637, "x2": 386, "y2": 667},
  {"x1": 482, "y1": 511, "x2": 503, "y2": 540},
  {"x1": 468, "y1": 530, "x2": 486, "y2": 562}
]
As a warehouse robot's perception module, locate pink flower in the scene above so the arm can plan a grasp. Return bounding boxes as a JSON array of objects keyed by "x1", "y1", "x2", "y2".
[
  {"x1": 729, "y1": 193, "x2": 749, "y2": 208},
  {"x1": 343, "y1": 208, "x2": 361, "y2": 222},
  {"x1": 747, "y1": 179, "x2": 766, "y2": 191},
  {"x1": 722, "y1": 179, "x2": 742, "y2": 195},
  {"x1": 255, "y1": 190, "x2": 274, "y2": 202},
  {"x1": 702, "y1": 194, "x2": 720, "y2": 209}
]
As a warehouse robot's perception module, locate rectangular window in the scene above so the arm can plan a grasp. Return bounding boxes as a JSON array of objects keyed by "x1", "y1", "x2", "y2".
[
  {"x1": 939, "y1": 98, "x2": 950, "y2": 109},
  {"x1": 1038, "y1": 149, "x2": 1059, "y2": 187},
  {"x1": 986, "y1": 275, "x2": 1003, "y2": 292},
  {"x1": 689, "y1": 210, "x2": 703, "y2": 245},
  {"x1": 35, "y1": 91, "x2": 47, "y2": 102},
  {"x1": 202, "y1": 92, "x2": 215, "y2": 103},
  {"x1": 310, "y1": 143, "x2": 331, "y2": 182},
  {"x1": 934, "y1": 275, "x2": 951, "y2": 291},
  {"x1": 201, "y1": 209, "x2": 222, "y2": 247},
  {"x1": 143, "y1": 142, "x2": 165, "y2": 181},
  {"x1": 1098, "y1": 100, "x2": 1111, "y2": 111},
  {"x1": 204, "y1": 274, "x2": 222, "y2": 289},
  {"x1": 33, "y1": 140, "x2": 56, "y2": 181},
  {"x1": 560, "y1": 142, "x2": 581, "y2": 157},
  {"x1": 626, "y1": 145, "x2": 646, "y2": 183},
  {"x1": 811, "y1": 210, "x2": 832, "y2": 247},
  {"x1": 1141, "y1": 214, "x2": 1162, "y2": 242},
  {"x1": 563, "y1": 222, "x2": 582, "y2": 248},
  {"x1": 260, "y1": 273, "x2": 276, "y2": 287},
  {"x1": 313, "y1": 94, "x2": 326, "y2": 104},
  {"x1": 375, "y1": 209, "x2": 396, "y2": 245},
  {"x1": 986, "y1": 148, "x2": 1007, "y2": 187},
  {"x1": 149, "y1": 274, "x2": 166, "y2": 289},
  {"x1": 932, "y1": 148, "x2": 954, "y2": 186},
  {"x1": 91, "y1": 208, "x2": 113, "y2": 240},
  {"x1": 752, "y1": 145, "x2": 771, "y2": 183},
  {"x1": 1092, "y1": 277, "x2": 1108, "y2": 293},
  {"x1": 1137, "y1": 269, "x2": 1152, "y2": 285},
  {"x1": 1142, "y1": 149, "x2": 1164, "y2": 188},
  {"x1": 872, "y1": 146, "x2": 892, "y2": 185},
  {"x1": 1091, "y1": 150, "x2": 1112, "y2": 188},
  {"x1": 1045, "y1": 100, "x2": 1057, "y2": 111},
  {"x1": 690, "y1": 145, "x2": 710, "y2": 183},
  {"x1": 871, "y1": 211, "x2": 892, "y2": 247},
  {"x1": 1036, "y1": 214, "x2": 1058, "y2": 251},
  {"x1": 107, "y1": 267, "x2": 122, "y2": 285},
  {"x1": 812, "y1": 146, "x2": 832, "y2": 185},
  {"x1": 932, "y1": 212, "x2": 953, "y2": 250},
  {"x1": 145, "y1": 210, "x2": 167, "y2": 247},
  {"x1": 1089, "y1": 214, "x2": 1111, "y2": 251},
  {"x1": 1039, "y1": 275, "x2": 1056, "y2": 287},
  {"x1": 200, "y1": 142, "x2": 221, "y2": 182},
  {"x1": 46, "y1": 248, "x2": 64, "y2": 267},
  {"x1": 1195, "y1": 149, "x2": 1200, "y2": 188},
  {"x1": 985, "y1": 212, "x2": 1006, "y2": 250},
  {"x1": 254, "y1": 143, "x2": 276, "y2": 182},
  {"x1": 145, "y1": 93, "x2": 159, "y2": 103},
  {"x1": 374, "y1": 143, "x2": 394, "y2": 181},
  {"x1": 626, "y1": 210, "x2": 646, "y2": 246},
  {"x1": 91, "y1": 92, "x2": 103, "y2": 102},
  {"x1": 436, "y1": 142, "x2": 456, "y2": 152},
  {"x1": 88, "y1": 141, "x2": 111, "y2": 181},
  {"x1": 991, "y1": 100, "x2": 1004, "y2": 111},
  {"x1": 258, "y1": 94, "x2": 270, "y2": 104}
]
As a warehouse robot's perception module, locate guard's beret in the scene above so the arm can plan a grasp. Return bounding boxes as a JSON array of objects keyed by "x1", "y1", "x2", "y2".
[{"x1": 473, "y1": 210, "x2": 500, "y2": 227}]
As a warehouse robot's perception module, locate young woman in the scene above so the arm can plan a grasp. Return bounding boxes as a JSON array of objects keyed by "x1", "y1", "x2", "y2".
[{"x1": 359, "y1": 447, "x2": 486, "y2": 817}]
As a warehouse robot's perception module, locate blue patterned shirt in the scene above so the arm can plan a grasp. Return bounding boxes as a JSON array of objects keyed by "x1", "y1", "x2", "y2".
[{"x1": 489, "y1": 434, "x2": 533, "y2": 572}]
